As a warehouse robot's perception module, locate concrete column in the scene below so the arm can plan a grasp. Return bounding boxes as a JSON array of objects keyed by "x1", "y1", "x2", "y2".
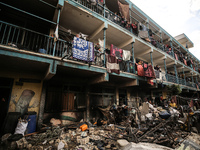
[
  {"x1": 170, "y1": 40, "x2": 175, "y2": 58},
  {"x1": 150, "y1": 51, "x2": 153, "y2": 67},
  {"x1": 103, "y1": 0, "x2": 105, "y2": 18},
  {"x1": 116, "y1": 87, "x2": 119, "y2": 105},
  {"x1": 37, "y1": 82, "x2": 46, "y2": 130},
  {"x1": 86, "y1": 86, "x2": 90, "y2": 121},
  {"x1": 182, "y1": 68, "x2": 186, "y2": 85},
  {"x1": 131, "y1": 42, "x2": 135, "y2": 74},
  {"x1": 174, "y1": 64, "x2": 178, "y2": 84},
  {"x1": 103, "y1": 27, "x2": 107, "y2": 67},
  {"x1": 53, "y1": 8, "x2": 61, "y2": 56},
  {"x1": 164, "y1": 58, "x2": 167, "y2": 80},
  {"x1": 191, "y1": 73, "x2": 194, "y2": 84}
]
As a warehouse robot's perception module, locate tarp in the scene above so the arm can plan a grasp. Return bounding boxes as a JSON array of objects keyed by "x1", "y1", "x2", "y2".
[{"x1": 118, "y1": 0, "x2": 130, "y2": 21}]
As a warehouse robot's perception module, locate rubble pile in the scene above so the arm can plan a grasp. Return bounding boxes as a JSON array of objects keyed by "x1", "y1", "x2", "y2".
[{"x1": 0, "y1": 101, "x2": 200, "y2": 150}]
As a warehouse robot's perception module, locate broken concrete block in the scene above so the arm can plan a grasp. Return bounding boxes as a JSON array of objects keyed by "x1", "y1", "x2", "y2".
[
  {"x1": 50, "y1": 118, "x2": 62, "y2": 126},
  {"x1": 76, "y1": 128, "x2": 82, "y2": 135},
  {"x1": 99, "y1": 130, "x2": 104, "y2": 136},
  {"x1": 89, "y1": 127, "x2": 94, "y2": 134},
  {"x1": 61, "y1": 140, "x2": 68, "y2": 149},
  {"x1": 81, "y1": 131, "x2": 87, "y2": 137},
  {"x1": 49, "y1": 139, "x2": 54, "y2": 144},
  {"x1": 117, "y1": 139, "x2": 129, "y2": 147},
  {"x1": 57, "y1": 141, "x2": 65, "y2": 150},
  {"x1": 55, "y1": 139, "x2": 61, "y2": 143},
  {"x1": 27, "y1": 144, "x2": 32, "y2": 150}
]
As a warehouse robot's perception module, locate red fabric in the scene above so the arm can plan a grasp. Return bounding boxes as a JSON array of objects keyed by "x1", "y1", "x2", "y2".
[
  {"x1": 183, "y1": 59, "x2": 187, "y2": 66},
  {"x1": 106, "y1": 54, "x2": 120, "y2": 74},
  {"x1": 136, "y1": 63, "x2": 144, "y2": 76},
  {"x1": 110, "y1": 44, "x2": 123, "y2": 61},
  {"x1": 144, "y1": 64, "x2": 156, "y2": 78},
  {"x1": 175, "y1": 53, "x2": 178, "y2": 60}
]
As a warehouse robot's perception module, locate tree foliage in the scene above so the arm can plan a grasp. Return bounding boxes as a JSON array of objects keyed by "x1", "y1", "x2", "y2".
[{"x1": 167, "y1": 84, "x2": 182, "y2": 96}]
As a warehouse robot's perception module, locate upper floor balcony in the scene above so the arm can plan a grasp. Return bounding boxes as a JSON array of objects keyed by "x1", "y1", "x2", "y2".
[{"x1": 0, "y1": 0, "x2": 199, "y2": 91}]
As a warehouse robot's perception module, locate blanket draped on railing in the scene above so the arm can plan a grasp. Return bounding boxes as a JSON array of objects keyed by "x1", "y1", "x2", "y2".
[
  {"x1": 72, "y1": 37, "x2": 94, "y2": 61},
  {"x1": 110, "y1": 44, "x2": 123, "y2": 61},
  {"x1": 106, "y1": 54, "x2": 120, "y2": 74}
]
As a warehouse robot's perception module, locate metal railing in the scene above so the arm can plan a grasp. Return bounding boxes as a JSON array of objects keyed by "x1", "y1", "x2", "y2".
[
  {"x1": 178, "y1": 77, "x2": 185, "y2": 85},
  {"x1": 0, "y1": 20, "x2": 68, "y2": 57},
  {"x1": 166, "y1": 74, "x2": 177, "y2": 83},
  {"x1": 71, "y1": 0, "x2": 200, "y2": 75},
  {"x1": 0, "y1": 20, "x2": 136, "y2": 75}
]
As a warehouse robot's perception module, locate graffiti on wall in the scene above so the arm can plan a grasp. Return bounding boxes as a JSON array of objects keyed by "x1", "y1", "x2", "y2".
[{"x1": 12, "y1": 89, "x2": 39, "y2": 115}]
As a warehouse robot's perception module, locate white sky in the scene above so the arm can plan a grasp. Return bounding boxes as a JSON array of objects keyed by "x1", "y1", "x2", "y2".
[{"x1": 130, "y1": 0, "x2": 200, "y2": 60}]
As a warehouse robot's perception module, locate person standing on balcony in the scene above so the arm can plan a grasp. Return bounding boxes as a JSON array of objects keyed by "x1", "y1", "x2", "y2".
[{"x1": 131, "y1": 22, "x2": 138, "y2": 35}]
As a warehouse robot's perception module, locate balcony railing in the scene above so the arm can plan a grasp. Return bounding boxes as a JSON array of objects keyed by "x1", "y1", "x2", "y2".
[
  {"x1": 72, "y1": 0, "x2": 200, "y2": 75},
  {"x1": 0, "y1": 20, "x2": 134, "y2": 75}
]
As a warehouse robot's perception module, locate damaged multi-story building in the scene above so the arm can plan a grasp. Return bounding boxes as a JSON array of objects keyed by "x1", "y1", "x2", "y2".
[{"x1": 0, "y1": 0, "x2": 199, "y2": 132}]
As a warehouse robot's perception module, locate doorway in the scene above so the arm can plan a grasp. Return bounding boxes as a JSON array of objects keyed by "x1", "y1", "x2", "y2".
[{"x1": 0, "y1": 78, "x2": 13, "y2": 131}]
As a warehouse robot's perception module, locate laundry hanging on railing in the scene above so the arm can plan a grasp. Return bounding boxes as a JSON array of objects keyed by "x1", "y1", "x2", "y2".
[
  {"x1": 110, "y1": 44, "x2": 123, "y2": 61},
  {"x1": 122, "y1": 50, "x2": 131, "y2": 61},
  {"x1": 136, "y1": 61, "x2": 144, "y2": 76},
  {"x1": 106, "y1": 54, "x2": 120, "y2": 74},
  {"x1": 72, "y1": 37, "x2": 94, "y2": 61},
  {"x1": 175, "y1": 53, "x2": 178, "y2": 60},
  {"x1": 118, "y1": 0, "x2": 130, "y2": 22},
  {"x1": 143, "y1": 63, "x2": 156, "y2": 78}
]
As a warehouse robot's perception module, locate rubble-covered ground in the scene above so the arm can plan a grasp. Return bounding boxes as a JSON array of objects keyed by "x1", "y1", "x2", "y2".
[{"x1": 1, "y1": 102, "x2": 200, "y2": 150}]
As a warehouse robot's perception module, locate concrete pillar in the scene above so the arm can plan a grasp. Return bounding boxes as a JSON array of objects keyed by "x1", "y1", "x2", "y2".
[
  {"x1": 150, "y1": 51, "x2": 153, "y2": 67},
  {"x1": 174, "y1": 64, "x2": 178, "y2": 84},
  {"x1": 182, "y1": 68, "x2": 186, "y2": 85},
  {"x1": 37, "y1": 82, "x2": 46, "y2": 130},
  {"x1": 170, "y1": 40, "x2": 175, "y2": 58},
  {"x1": 103, "y1": 27, "x2": 107, "y2": 67},
  {"x1": 131, "y1": 42, "x2": 135, "y2": 74},
  {"x1": 86, "y1": 86, "x2": 90, "y2": 121},
  {"x1": 164, "y1": 58, "x2": 167, "y2": 80},
  {"x1": 116, "y1": 87, "x2": 119, "y2": 105}
]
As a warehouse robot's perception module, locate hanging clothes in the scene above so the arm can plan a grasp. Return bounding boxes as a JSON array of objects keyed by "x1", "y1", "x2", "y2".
[
  {"x1": 106, "y1": 54, "x2": 120, "y2": 74},
  {"x1": 118, "y1": 0, "x2": 130, "y2": 22},
  {"x1": 183, "y1": 59, "x2": 187, "y2": 66},
  {"x1": 144, "y1": 64, "x2": 156, "y2": 78},
  {"x1": 110, "y1": 44, "x2": 123, "y2": 61},
  {"x1": 72, "y1": 37, "x2": 94, "y2": 61},
  {"x1": 136, "y1": 62, "x2": 144, "y2": 76},
  {"x1": 175, "y1": 53, "x2": 178, "y2": 60},
  {"x1": 122, "y1": 50, "x2": 131, "y2": 61}
]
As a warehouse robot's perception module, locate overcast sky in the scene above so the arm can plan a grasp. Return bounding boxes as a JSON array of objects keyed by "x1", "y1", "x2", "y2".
[{"x1": 130, "y1": 0, "x2": 200, "y2": 60}]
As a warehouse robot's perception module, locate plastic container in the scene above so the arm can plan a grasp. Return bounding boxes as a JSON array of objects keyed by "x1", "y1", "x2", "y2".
[
  {"x1": 39, "y1": 48, "x2": 47, "y2": 54},
  {"x1": 25, "y1": 111, "x2": 37, "y2": 134},
  {"x1": 80, "y1": 124, "x2": 88, "y2": 131}
]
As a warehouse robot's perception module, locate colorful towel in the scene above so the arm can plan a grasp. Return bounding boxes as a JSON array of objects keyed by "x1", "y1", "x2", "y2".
[
  {"x1": 106, "y1": 54, "x2": 120, "y2": 74},
  {"x1": 110, "y1": 44, "x2": 123, "y2": 61},
  {"x1": 122, "y1": 50, "x2": 131, "y2": 61},
  {"x1": 72, "y1": 37, "x2": 94, "y2": 61}
]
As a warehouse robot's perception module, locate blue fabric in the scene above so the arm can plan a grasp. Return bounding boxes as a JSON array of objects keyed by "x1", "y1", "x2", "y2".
[{"x1": 72, "y1": 37, "x2": 94, "y2": 61}]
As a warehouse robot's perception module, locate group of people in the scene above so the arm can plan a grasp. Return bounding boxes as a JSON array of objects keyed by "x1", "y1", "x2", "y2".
[{"x1": 113, "y1": 12, "x2": 138, "y2": 35}]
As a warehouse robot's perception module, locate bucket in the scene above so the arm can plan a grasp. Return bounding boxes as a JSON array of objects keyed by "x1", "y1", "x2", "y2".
[{"x1": 25, "y1": 111, "x2": 37, "y2": 134}]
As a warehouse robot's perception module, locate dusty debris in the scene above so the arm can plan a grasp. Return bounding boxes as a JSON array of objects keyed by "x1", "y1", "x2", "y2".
[
  {"x1": 1, "y1": 101, "x2": 200, "y2": 150},
  {"x1": 50, "y1": 118, "x2": 62, "y2": 126}
]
